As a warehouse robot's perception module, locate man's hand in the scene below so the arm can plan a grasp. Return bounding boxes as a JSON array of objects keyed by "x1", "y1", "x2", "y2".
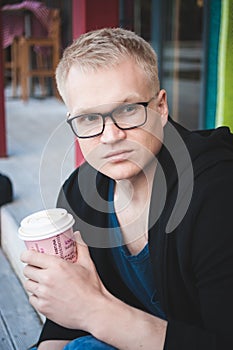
[
  {"x1": 21, "y1": 232, "x2": 167, "y2": 349},
  {"x1": 21, "y1": 232, "x2": 109, "y2": 331}
]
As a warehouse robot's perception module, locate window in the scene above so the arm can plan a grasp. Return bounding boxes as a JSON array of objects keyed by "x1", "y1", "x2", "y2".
[{"x1": 120, "y1": 0, "x2": 204, "y2": 130}]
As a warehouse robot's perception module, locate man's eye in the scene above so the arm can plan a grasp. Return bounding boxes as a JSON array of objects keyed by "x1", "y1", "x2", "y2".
[
  {"x1": 118, "y1": 104, "x2": 138, "y2": 115},
  {"x1": 78, "y1": 114, "x2": 100, "y2": 123}
]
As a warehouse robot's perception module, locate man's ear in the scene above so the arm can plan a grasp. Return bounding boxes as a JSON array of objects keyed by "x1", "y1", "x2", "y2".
[{"x1": 157, "y1": 89, "x2": 169, "y2": 126}]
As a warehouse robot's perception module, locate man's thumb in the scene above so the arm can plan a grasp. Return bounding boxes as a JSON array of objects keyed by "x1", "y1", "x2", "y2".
[{"x1": 73, "y1": 231, "x2": 91, "y2": 266}]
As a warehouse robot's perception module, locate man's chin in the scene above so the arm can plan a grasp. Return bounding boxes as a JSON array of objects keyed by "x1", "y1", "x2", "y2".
[{"x1": 98, "y1": 163, "x2": 142, "y2": 181}]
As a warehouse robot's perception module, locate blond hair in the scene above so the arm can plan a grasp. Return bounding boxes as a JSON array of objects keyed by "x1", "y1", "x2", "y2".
[{"x1": 56, "y1": 27, "x2": 160, "y2": 101}]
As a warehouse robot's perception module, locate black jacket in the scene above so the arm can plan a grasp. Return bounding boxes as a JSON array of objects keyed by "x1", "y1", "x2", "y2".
[{"x1": 39, "y1": 118, "x2": 233, "y2": 349}]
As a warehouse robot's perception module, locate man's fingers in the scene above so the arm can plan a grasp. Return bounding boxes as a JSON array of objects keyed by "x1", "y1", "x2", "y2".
[
  {"x1": 24, "y1": 278, "x2": 40, "y2": 295},
  {"x1": 20, "y1": 249, "x2": 58, "y2": 268},
  {"x1": 23, "y1": 264, "x2": 42, "y2": 282}
]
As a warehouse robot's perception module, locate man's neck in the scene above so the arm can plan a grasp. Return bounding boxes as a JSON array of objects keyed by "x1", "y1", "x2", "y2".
[
  {"x1": 114, "y1": 159, "x2": 157, "y2": 208},
  {"x1": 113, "y1": 159, "x2": 157, "y2": 255}
]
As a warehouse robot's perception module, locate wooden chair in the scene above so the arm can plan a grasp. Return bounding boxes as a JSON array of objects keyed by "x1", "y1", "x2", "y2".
[
  {"x1": 4, "y1": 38, "x2": 19, "y2": 97},
  {"x1": 18, "y1": 8, "x2": 61, "y2": 101}
]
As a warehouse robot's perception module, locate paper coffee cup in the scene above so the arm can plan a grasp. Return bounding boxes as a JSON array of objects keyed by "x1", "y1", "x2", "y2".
[{"x1": 18, "y1": 208, "x2": 77, "y2": 262}]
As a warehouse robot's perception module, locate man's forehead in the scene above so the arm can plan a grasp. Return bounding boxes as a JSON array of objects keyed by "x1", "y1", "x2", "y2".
[{"x1": 65, "y1": 60, "x2": 153, "y2": 115}]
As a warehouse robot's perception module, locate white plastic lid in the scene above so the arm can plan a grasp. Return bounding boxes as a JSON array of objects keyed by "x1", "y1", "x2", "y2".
[{"x1": 18, "y1": 208, "x2": 75, "y2": 241}]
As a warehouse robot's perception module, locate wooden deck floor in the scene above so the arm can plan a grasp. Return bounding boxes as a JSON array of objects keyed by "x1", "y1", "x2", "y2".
[{"x1": 0, "y1": 249, "x2": 42, "y2": 350}]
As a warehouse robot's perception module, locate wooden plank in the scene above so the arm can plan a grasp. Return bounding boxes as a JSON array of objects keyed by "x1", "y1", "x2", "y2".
[{"x1": 0, "y1": 249, "x2": 42, "y2": 350}]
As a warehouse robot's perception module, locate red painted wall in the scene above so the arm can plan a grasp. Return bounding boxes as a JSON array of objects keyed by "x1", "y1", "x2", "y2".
[
  {"x1": 72, "y1": 0, "x2": 119, "y2": 38},
  {"x1": 72, "y1": 0, "x2": 119, "y2": 166}
]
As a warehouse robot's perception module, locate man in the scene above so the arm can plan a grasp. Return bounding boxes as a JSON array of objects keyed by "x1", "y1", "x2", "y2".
[{"x1": 21, "y1": 28, "x2": 233, "y2": 350}]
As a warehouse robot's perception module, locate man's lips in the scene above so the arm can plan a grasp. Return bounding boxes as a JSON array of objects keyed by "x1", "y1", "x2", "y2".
[{"x1": 103, "y1": 150, "x2": 133, "y2": 162}]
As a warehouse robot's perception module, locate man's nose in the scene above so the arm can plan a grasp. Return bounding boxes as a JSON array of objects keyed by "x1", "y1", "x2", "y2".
[{"x1": 100, "y1": 117, "x2": 126, "y2": 143}]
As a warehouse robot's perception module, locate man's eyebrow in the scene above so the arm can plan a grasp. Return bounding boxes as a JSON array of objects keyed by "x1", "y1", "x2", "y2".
[
  {"x1": 121, "y1": 93, "x2": 143, "y2": 102},
  {"x1": 71, "y1": 93, "x2": 144, "y2": 115}
]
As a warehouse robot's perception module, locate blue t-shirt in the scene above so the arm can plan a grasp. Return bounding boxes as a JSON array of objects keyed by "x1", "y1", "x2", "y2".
[{"x1": 108, "y1": 180, "x2": 166, "y2": 319}]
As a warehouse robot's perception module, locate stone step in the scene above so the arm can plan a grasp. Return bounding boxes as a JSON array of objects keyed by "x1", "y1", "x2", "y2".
[{"x1": 0, "y1": 248, "x2": 42, "y2": 350}]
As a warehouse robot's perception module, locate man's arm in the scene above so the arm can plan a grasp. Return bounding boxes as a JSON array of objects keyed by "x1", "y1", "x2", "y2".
[
  {"x1": 38, "y1": 340, "x2": 70, "y2": 350},
  {"x1": 89, "y1": 292, "x2": 167, "y2": 349}
]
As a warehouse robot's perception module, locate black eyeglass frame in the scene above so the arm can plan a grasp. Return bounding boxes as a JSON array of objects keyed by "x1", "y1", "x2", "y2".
[{"x1": 66, "y1": 95, "x2": 156, "y2": 139}]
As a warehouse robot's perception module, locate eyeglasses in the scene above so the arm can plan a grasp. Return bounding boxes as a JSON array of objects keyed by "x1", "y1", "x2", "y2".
[{"x1": 66, "y1": 95, "x2": 156, "y2": 139}]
